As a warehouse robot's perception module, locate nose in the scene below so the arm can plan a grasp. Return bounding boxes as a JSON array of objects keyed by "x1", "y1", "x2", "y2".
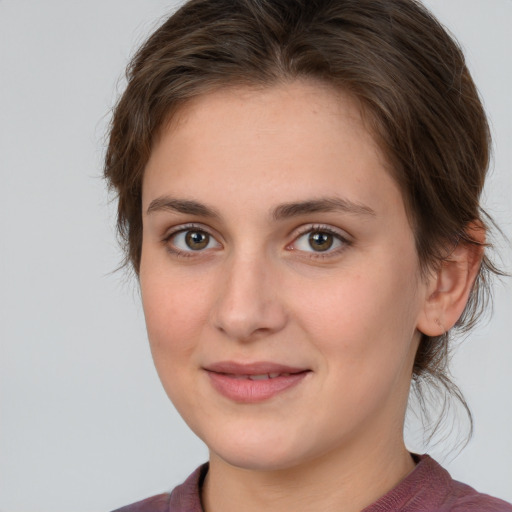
[{"x1": 210, "y1": 253, "x2": 288, "y2": 342}]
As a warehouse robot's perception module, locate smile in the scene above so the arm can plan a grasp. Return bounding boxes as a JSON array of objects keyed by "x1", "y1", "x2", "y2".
[
  {"x1": 229, "y1": 372, "x2": 292, "y2": 380},
  {"x1": 204, "y1": 362, "x2": 310, "y2": 403}
]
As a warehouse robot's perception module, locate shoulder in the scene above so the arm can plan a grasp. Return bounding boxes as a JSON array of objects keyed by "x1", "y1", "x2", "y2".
[
  {"x1": 418, "y1": 455, "x2": 512, "y2": 512},
  {"x1": 364, "y1": 454, "x2": 512, "y2": 512},
  {"x1": 111, "y1": 493, "x2": 171, "y2": 512},
  {"x1": 110, "y1": 464, "x2": 207, "y2": 512},
  {"x1": 448, "y1": 477, "x2": 512, "y2": 512}
]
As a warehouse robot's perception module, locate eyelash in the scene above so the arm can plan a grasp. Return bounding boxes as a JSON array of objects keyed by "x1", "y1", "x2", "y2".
[
  {"x1": 289, "y1": 224, "x2": 352, "y2": 260},
  {"x1": 162, "y1": 223, "x2": 220, "y2": 259},
  {"x1": 161, "y1": 223, "x2": 352, "y2": 260}
]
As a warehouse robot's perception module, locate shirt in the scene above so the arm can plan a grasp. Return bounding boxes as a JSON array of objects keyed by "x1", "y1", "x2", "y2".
[{"x1": 112, "y1": 455, "x2": 512, "y2": 511}]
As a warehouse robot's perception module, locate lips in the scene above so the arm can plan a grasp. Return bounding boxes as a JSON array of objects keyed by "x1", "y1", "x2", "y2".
[
  {"x1": 228, "y1": 372, "x2": 294, "y2": 380},
  {"x1": 204, "y1": 361, "x2": 310, "y2": 403}
]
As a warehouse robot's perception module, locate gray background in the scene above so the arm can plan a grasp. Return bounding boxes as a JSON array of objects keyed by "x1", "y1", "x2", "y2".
[{"x1": 1, "y1": 1, "x2": 511, "y2": 511}]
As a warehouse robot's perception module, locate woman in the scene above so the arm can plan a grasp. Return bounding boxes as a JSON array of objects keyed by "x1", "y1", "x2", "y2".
[{"x1": 105, "y1": 0, "x2": 512, "y2": 510}]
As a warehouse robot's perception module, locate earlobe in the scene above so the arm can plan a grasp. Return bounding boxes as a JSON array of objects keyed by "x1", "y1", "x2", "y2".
[{"x1": 417, "y1": 224, "x2": 485, "y2": 337}]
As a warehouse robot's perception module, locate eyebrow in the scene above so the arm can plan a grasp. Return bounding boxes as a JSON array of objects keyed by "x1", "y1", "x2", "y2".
[
  {"x1": 271, "y1": 197, "x2": 376, "y2": 220},
  {"x1": 146, "y1": 196, "x2": 376, "y2": 220},
  {"x1": 146, "y1": 197, "x2": 221, "y2": 218}
]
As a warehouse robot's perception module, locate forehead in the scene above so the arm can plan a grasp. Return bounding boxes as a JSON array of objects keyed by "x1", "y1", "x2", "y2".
[
  {"x1": 162, "y1": 81, "x2": 378, "y2": 158},
  {"x1": 143, "y1": 81, "x2": 401, "y2": 220}
]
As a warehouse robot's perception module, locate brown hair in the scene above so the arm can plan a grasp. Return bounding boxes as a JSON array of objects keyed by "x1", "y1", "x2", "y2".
[{"x1": 104, "y1": 0, "x2": 502, "y2": 434}]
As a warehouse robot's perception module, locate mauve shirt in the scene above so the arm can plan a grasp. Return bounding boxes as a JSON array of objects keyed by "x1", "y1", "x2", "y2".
[{"x1": 112, "y1": 455, "x2": 512, "y2": 512}]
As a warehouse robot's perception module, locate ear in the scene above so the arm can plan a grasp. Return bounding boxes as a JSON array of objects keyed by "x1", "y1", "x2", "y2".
[{"x1": 417, "y1": 223, "x2": 486, "y2": 337}]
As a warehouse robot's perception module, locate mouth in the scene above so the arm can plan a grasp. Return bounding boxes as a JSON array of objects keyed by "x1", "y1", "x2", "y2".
[
  {"x1": 226, "y1": 372, "x2": 298, "y2": 380},
  {"x1": 203, "y1": 361, "x2": 311, "y2": 403}
]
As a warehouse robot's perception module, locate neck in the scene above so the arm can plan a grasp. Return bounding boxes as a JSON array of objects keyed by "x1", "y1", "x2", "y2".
[{"x1": 202, "y1": 439, "x2": 416, "y2": 512}]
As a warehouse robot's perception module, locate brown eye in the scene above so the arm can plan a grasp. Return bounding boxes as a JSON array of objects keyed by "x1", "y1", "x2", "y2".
[
  {"x1": 291, "y1": 227, "x2": 348, "y2": 256},
  {"x1": 308, "y1": 231, "x2": 334, "y2": 251},
  {"x1": 165, "y1": 227, "x2": 221, "y2": 256},
  {"x1": 184, "y1": 230, "x2": 210, "y2": 250}
]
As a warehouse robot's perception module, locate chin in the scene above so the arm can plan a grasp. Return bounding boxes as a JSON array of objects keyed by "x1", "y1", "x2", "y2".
[
  {"x1": 215, "y1": 448, "x2": 303, "y2": 472},
  {"x1": 207, "y1": 430, "x2": 322, "y2": 473}
]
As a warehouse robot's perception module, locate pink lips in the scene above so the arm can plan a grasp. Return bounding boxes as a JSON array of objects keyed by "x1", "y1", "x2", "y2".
[{"x1": 204, "y1": 361, "x2": 310, "y2": 403}]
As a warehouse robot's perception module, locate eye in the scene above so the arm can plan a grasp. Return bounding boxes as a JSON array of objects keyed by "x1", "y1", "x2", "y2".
[
  {"x1": 291, "y1": 226, "x2": 349, "y2": 255},
  {"x1": 165, "y1": 227, "x2": 222, "y2": 255}
]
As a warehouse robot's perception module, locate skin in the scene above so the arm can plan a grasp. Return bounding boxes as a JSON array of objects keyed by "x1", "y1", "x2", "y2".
[{"x1": 139, "y1": 81, "x2": 481, "y2": 512}]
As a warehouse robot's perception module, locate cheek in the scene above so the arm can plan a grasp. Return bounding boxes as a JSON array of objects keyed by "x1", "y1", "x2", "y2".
[
  {"x1": 289, "y1": 256, "x2": 422, "y2": 363},
  {"x1": 139, "y1": 265, "x2": 214, "y2": 415},
  {"x1": 140, "y1": 261, "x2": 213, "y2": 359}
]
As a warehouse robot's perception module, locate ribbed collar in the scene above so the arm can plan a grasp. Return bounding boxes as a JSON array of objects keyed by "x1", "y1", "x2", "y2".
[{"x1": 169, "y1": 455, "x2": 450, "y2": 512}]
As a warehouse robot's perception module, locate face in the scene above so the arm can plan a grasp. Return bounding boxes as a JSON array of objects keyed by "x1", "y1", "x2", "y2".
[{"x1": 140, "y1": 81, "x2": 430, "y2": 472}]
